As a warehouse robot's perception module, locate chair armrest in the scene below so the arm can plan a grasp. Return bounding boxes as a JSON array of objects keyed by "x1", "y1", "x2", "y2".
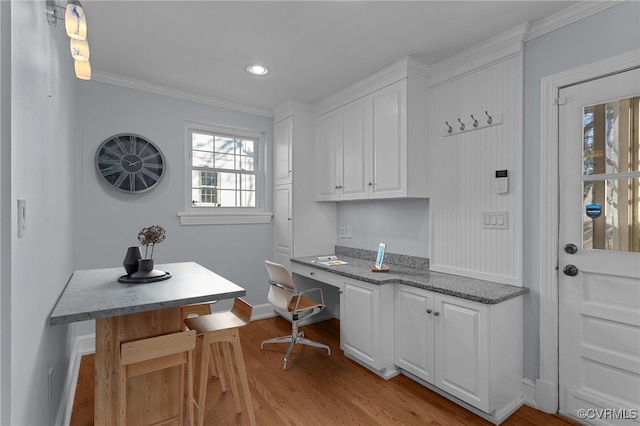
[
  {"x1": 268, "y1": 280, "x2": 295, "y2": 293},
  {"x1": 293, "y1": 287, "x2": 325, "y2": 311}
]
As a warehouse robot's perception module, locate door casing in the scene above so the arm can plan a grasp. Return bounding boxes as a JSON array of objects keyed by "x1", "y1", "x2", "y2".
[{"x1": 537, "y1": 49, "x2": 640, "y2": 413}]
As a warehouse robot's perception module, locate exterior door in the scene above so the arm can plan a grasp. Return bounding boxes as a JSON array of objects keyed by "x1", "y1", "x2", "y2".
[{"x1": 558, "y1": 68, "x2": 640, "y2": 424}]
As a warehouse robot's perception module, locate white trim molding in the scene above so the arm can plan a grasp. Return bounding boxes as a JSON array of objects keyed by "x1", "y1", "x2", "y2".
[
  {"x1": 92, "y1": 71, "x2": 273, "y2": 118},
  {"x1": 537, "y1": 48, "x2": 640, "y2": 414},
  {"x1": 178, "y1": 211, "x2": 272, "y2": 226}
]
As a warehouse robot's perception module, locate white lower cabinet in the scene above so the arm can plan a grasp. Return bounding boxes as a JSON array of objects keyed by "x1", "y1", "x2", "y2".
[
  {"x1": 394, "y1": 285, "x2": 522, "y2": 419},
  {"x1": 340, "y1": 278, "x2": 397, "y2": 377}
]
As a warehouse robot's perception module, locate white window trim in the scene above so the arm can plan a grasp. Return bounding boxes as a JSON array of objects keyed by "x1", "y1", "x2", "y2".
[{"x1": 179, "y1": 121, "x2": 272, "y2": 225}]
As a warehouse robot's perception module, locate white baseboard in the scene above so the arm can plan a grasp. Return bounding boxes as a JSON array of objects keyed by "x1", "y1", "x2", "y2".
[
  {"x1": 251, "y1": 303, "x2": 279, "y2": 320},
  {"x1": 521, "y1": 377, "x2": 537, "y2": 407},
  {"x1": 535, "y1": 378, "x2": 558, "y2": 414},
  {"x1": 55, "y1": 334, "x2": 96, "y2": 426}
]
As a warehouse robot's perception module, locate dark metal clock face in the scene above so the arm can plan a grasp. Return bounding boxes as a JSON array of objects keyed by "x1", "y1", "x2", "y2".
[{"x1": 95, "y1": 133, "x2": 165, "y2": 193}]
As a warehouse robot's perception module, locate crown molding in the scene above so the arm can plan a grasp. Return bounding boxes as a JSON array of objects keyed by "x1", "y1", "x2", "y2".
[
  {"x1": 526, "y1": 0, "x2": 624, "y2": 41},
  {"x1": 426, "y1": 1, "x2": 625, "y2": 86},
  {"x1": 92, "y1": 71, "x2": 274, "y2": 118},
  {"x1": 273, "y1": 101, "x2": 314, "y2": 123},
  {"x1": 314, "y1": 56, "x2": 428, "y2": 116},
  {"x1": 427, "y1": 23, "x2": 528, "y2": 86}
]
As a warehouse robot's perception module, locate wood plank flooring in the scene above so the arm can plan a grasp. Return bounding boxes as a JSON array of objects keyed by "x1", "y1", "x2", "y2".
[{"x1": 71, "y1": 317, "x2": 578, "y2": 426}]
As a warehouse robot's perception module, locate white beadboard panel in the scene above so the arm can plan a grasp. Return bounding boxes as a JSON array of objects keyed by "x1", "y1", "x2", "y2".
[{"x1": 428, "y1": 54, "x2": 523, "y2": 286}]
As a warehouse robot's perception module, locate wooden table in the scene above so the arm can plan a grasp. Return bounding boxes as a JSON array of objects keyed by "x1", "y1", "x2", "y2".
[{"x1": 50, "y1": 261, "x2": 246, "y2": 425}]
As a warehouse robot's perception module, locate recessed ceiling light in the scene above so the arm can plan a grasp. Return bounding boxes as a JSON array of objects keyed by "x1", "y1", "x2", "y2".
[{"x1": 246, "y1": 64, "x2": 269, "y2": 76}]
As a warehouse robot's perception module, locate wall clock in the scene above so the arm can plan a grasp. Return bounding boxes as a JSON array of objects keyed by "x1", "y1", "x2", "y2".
[{"x1": 95, "y1": 133, "x2": 166, "y2": 193}]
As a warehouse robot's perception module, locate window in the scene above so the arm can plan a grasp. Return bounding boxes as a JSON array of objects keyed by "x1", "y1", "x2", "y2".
[{"x1": 179, "y1": 123, "x2": 272, "y2": 225}]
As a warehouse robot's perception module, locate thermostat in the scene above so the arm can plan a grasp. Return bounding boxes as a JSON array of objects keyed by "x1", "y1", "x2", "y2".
[{"x1": 495, "y1": 170, "x2": 508, "y2": 194}]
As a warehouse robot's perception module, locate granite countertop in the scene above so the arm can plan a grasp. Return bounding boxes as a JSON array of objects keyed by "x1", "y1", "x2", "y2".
[
  {"x1": 49, "y1": 261, "x2": 246, "y2": 325},
  {"x1": 291, "y1": 248, "x2": 528, "y2": 304}
]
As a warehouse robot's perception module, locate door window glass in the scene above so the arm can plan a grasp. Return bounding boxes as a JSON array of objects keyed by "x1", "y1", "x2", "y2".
[{"x1": 582, "y1": 96, "x2": 640, "y2": 252}]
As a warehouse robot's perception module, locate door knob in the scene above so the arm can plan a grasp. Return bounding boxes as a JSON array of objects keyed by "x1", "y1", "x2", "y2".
[
  {"x1": 564, "y1": 243, "x2": 578, "y2": 254},
  {"x1": 563, "y1": 265, "x2": 579, "y2": 276}
]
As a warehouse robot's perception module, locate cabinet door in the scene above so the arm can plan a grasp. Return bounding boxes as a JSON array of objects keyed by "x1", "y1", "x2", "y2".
[
  {"x1": 341, "y1": 99, "x2": 370, "y2": 200},
  {"x1": 434, "y1": 295, "x2": 489, "y2": 412},
  {"x1": 315, "y1": 110, "x2": 341, "y2": 201},
  {"x1": 273, "y1": 185, "x2": 292, "y2": 254},
  {"x1": 341, "y1": 279, "x2": 380, "y2": 368},
  {"x1": 370, "y1": 81, "x2": 406, "y2": 198},
  {"x1": 274, "y1": 116, "x2": 293, "y2": 186},
  {"x1": 394, "y1": 285, "x2": 435, "y2": 383}
]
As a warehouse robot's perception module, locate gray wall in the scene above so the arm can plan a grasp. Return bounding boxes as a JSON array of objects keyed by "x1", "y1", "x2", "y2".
[
  {"x1": 522, "y1": 0, "x2": 640, "y2": 380},
  {"x1": 74, "y1": 81, "x2": 274, "y2": 334},
  {"x1": 7, "y1": 1, "x2": 79, "y2": 424}
]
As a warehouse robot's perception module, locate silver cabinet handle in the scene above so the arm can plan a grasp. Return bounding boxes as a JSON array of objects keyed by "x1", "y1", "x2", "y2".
[
  {"x1": 426, "y1": 309, "x2": 432, "y2": 314},
  {"x1": 433, "y1": 311, "x2": 440, "y2": 317}
]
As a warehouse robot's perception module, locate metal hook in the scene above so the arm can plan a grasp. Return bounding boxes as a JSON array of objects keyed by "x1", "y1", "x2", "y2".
[
  {"x1": 445, "y1": 121, "x2": 453, "y2": 134},
  {"x1": 485, "y1": 110, "x2": 493, "y2": 125},
  {"x1": 471, "y1": 114, "x2": 478, "y2": 128},
  {"x1": 457, "y1": 118, "x2": 465, "y2": 131}
]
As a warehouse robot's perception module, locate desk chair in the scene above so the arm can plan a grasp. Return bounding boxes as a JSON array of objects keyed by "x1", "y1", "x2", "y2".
[
  {"x1": 261, "y1": 260, "x2": 331, "y2": 369},
  {"x1": 119, "y1": 330, "x2": 197, "y2": 426},
  {"x1": 184, "y1": 298, "x2": 256, "y2": 426}
]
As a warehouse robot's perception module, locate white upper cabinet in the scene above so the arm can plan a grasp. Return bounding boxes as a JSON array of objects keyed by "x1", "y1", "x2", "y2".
[
  {"x1": 315, "y1": 109, "x2": 342, "y2": 200},
  {"x1": 315, "y1": 57, "x2": 429, "y2": 201},
  {"x1": 273, "y1": 116, "x2": 293, "y2": 186}
]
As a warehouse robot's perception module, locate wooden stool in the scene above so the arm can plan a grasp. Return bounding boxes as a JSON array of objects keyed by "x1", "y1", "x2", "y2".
[
  {"x1": 181, "y1": 302, "x2": 227, "y2": 389},
  {"x1": 183, "y1": 298, "x2": 256, "y2": 426},
  {"x1": 119, "y1": 330, "x2": 197, "y2": 426}
]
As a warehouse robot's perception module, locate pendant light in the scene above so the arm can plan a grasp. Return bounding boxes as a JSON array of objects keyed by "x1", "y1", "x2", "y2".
[
  {"x1": 65, "y1": 0, "x2": 87, "y2": 40},
  {"x1": 74, "y1": 60, "x2": 91, "y2": 80},
  {"x1": 70, "y1": 38, "x2": 90, "y2": 61}
]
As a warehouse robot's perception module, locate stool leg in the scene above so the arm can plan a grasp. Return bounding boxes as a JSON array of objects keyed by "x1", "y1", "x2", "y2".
[
  {"x1": 231, "y1": 329, "x2": 256, "y2": 426},
  {"x1": 211, "y1": 342, "x2": 228, "y2": 392},
  {"x1": 221, "y1": 340, "x2": 242, "y2": 413},
  {"x1": 196, "y1": 335, "x2": 211, "y2": 426}
]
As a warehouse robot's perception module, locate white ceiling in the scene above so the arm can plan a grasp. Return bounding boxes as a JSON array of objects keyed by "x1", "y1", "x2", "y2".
[{"x1": 82, "y1": 1, "x2": 580, "y2": 113}]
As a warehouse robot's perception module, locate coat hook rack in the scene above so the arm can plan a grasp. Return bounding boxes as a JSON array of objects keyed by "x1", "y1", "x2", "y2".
[{"x1": 442, "y1": 111, "x2": 503, "y2": 137}]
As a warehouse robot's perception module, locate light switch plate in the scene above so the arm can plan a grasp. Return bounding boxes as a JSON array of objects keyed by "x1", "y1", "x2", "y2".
[{"x1": 482, "y1": 211, "x2": 508, "y2": 229}]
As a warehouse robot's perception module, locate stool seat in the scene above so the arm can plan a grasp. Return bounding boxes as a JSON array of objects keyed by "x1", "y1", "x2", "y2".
[{"x1": 183, "y1": 298, "x2": 255, "y2": 426}]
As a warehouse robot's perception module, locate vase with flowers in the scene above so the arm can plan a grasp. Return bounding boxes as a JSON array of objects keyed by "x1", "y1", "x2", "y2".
[{"x1": 136, "y1": 225, "x2": 166, "y2": 273}]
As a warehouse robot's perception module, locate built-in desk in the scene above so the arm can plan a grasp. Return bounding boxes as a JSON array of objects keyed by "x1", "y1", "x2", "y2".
[
  {"x1": 291, "y1": 253, "x2": 527, "y2": 424},
  {"x1": 50, "y1": 261, "x2": 246, "y2": 426},
  {"x1": 291, "y1": 255, "x2": 527, "y2": 304}
]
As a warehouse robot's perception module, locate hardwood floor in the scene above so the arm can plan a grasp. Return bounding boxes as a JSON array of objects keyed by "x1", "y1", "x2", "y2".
[{"x1": 71, "y1": 317, "x2": 578, "y2": 425}]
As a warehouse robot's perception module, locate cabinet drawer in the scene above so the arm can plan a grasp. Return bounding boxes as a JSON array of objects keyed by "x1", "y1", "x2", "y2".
[{"x1": 291, "y1": 263, "x2": 341, "y2": 288}]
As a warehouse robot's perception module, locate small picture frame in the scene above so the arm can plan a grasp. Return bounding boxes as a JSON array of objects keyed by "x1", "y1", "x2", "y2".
[{"x1": 374, "y1": 243, "x2": 386, "y2": 270}]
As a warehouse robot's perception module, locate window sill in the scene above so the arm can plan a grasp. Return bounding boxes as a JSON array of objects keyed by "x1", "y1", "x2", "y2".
[{"x1": 178, "y1": 211, "x2": 273, "y2": 225}]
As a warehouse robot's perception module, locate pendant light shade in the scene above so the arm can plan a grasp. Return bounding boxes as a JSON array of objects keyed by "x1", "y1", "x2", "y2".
[
  {"x1": 70, "y1": 38, "x2": 90, "y2": 61},
  {"x1": 74, "y1": 60, "x2": 91, "y2": 80},
  {"x1": 65, "y1": 1, "x2": 87, "y2": 40}
]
